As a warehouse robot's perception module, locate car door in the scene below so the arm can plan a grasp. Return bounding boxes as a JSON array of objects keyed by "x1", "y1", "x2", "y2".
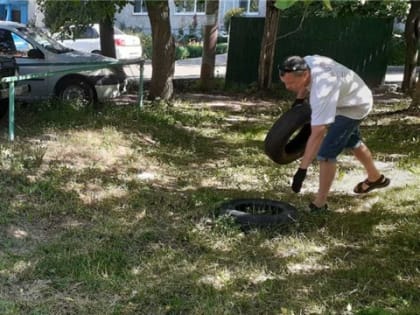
[
  {"x1": 0, "y1": 28, "x2": 51, "y2": 100},
  {"x1": 9, "y1": 31, "x2": 53, "y2": 100}
]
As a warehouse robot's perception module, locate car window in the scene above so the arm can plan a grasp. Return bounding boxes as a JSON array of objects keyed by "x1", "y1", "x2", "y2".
[
  {"x1": 11, "y1": 33, "x2": 34, "y2": 56},
  {"x1": 113, "y1": 27, "x2": 124, "y2": 35},
  {"x1": 80, "y1": 26, "x2": 99, "y2": 39},
  {"x1": 0, "y1": 29, "x2": 17, "y2": 56},
  {"x1": 17, "y1": 26, "x2": 73, "y2": 54}
]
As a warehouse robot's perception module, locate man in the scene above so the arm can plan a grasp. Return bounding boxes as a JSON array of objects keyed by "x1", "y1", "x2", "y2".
[{"x1": 279, "y1": 55, "x2": 390, "y2": 212}]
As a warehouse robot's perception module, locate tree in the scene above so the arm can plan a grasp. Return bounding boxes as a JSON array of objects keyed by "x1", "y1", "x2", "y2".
[
  {"x1": 261, "y1": 0, "x2": 407, "y2": 90},
  {"x1": 402, "y1": 1, "x2": 420, "y2": 94},
  {"x1": 37, "y1": 0, "x2": 128, "y2": 59},
  {"x1": 145, "y1": 0, "x2": 175, "y2": 100},
  {"x1": 258, "y1": 0, "x2": 280, "y2": 89},
  {"x1": 256, "y1": 0, "x2": 332, "y2": 89},
  {"x1": 200, "y1": 0, "x2": 219, "y2": 90}
]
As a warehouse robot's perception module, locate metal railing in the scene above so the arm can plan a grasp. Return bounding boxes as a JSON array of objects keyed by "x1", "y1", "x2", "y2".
[{"x1": 1, "y1": 58, "x2": 145, "y2": 141}]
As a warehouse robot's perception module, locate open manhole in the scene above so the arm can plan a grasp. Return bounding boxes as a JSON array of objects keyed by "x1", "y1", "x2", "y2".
[{"x1": 217, "y1": 198, "x2": 298, "y2": 228}]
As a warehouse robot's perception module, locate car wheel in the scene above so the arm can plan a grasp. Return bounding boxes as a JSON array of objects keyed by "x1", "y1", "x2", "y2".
[
  {"x1": 217, "y1": 198, "x2": 298, "y2": 229},
  {"x1": 264, "y1": 102, "x2": 311, "y2": 164},
  {"x1": 57, "y1": 78, "x2": 96, "y2": 106}
]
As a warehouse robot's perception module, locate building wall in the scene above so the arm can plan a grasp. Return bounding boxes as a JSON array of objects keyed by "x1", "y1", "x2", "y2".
[
  {"x1": 27, "y1": 0, "x2": 266, "y2": 34},
  {"x1": 27, "y1": 0, "x2": 44, "y2": 27},
  {"x1": 115, "y1": 0, "x2": 266, "y2": 35}
]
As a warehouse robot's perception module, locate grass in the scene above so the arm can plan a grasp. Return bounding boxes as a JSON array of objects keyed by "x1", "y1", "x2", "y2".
[{"x1": 0, "y1": 94, "x2": 419, "y2": 315}]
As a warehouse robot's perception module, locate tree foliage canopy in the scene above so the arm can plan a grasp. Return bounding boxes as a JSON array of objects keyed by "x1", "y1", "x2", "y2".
[
  {"x1": 275, "y1": 0, "x2": 408, "y2": 19},
  {"x1": 36, "y1": 0, "x2": 128, "y2": 32}
]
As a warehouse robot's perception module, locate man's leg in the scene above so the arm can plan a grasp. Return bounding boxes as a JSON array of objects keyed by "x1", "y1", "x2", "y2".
[
  {"x1": 313, "y1": 160, "x2": 336, "y2": 207},
  {"x1": 352, "y1": 143, "x2": 382, "y2": 190},
  {"x1": 314, "y1": 116, "x2": 360, "y2": 208}
]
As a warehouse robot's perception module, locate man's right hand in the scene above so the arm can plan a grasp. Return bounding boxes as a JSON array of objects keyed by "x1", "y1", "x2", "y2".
[{"x1": 292, "y1": 168, "x2": 307, "y2": 193}]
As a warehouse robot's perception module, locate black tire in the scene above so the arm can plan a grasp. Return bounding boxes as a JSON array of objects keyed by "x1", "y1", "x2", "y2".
[
  {"x1": 218, "y1": 198, "x2": 298, "y2": 228},
  {"x1": 56, "y1": 77, "x2": 96, "y2": 106},
  {"x1": 264, "y1": 102, "x2": 311, "y2": 164}
]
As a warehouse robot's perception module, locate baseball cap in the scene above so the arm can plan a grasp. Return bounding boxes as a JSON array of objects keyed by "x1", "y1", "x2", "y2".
[{"x1": 278, "y1": 56, "x2": 308, "y2": 76}]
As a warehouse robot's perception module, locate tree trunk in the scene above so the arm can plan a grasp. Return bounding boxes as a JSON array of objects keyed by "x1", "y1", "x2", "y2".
[
  {"x1": 402, "y1": 1, "x2": 420, "y2": 94},
  {"x1": 258, "y1": 0, "x2": 280, "y2": 89},
  {"x1": 146, "y1": 0, "x2": 175, "y2": 100},
  {"x1": 410, "y1": 80, "x2": 420, "y2": 112},
  {"x1": 99, "y1": 15, "x2": 116, "y2": 59},
  {"x1": 200, "y1": 0, "x2": 219, "y2": 90}
]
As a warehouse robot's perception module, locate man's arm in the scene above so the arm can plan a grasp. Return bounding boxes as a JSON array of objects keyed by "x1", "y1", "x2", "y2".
[{"x1": 299, "y1": 124, "x2": 327, "y2": 169}]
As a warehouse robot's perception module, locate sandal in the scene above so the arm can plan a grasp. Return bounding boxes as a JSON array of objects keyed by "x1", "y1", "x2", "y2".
[
  {"x1": 353, "y1": 175, "x2": 390, "y2": 194},
  {"x1": 309, "y1": 202, "x2": 328, "y2": 213}
]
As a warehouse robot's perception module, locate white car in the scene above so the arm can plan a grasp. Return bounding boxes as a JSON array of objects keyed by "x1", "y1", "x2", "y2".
[
  {"x1": 54, "y1": 24, "x2": 142, "y2": 60},
  {"x1": 0, "y1": 21, "x2": 126, "y2": 104}
]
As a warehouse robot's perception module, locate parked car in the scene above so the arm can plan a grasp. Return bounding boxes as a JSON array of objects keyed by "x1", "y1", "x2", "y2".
[
  {"x1": 0, "y1": 21, "x2": 126, "y2": 105},
  {"x1": 53, "y1": 24, "x2": 142, "y2": 60},
  {"x1": 0, "y1": 55, "x2": 30, "y2": 118}
]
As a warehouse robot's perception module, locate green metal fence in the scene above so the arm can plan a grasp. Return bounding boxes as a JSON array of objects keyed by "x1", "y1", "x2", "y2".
[
  {"x1": 1, "y1": 59, "x2": 144, "y2": 141},
  {"x1": 226, "y1": 16, "x2": 394, "y2": 88}
]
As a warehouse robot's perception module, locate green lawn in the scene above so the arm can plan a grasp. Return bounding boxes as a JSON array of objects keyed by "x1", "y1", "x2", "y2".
[{"x1": 0, "y1": 94, "x2": 419, "y2": 315}]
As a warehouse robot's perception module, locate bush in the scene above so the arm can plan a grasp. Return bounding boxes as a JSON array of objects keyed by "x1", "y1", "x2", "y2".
[
  {"x1": 387, "y1": 34, "x2": 405, "y2": 65},
  {"x1": 175, "y1": 46, "x2": 190, "y2": 60},
  {"x1": 138, "y1": 33, "x2": 152, "y2": 59},
  {"x1": 217, "y1": 35, "x2": 229, "y2": 44},
  {"x1": 216, "y1": 43, "x2": 228, "y2": 55},
  {"x1": 186, "y1": 45, "x2": 203, "y2": 58},
  {"x1": 223, "y1": 7, "x2": 245, "y2": 31}
]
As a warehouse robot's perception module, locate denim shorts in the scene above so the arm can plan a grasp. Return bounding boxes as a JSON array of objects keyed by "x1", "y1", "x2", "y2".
[{"x1": 317, "y1": 115, "x2": 362, "y2": 162}]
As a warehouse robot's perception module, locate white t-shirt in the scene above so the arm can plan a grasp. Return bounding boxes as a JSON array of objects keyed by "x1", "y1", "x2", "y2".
[{"x1": 304, "y1": 55, "x2": 373, "y2": 126}]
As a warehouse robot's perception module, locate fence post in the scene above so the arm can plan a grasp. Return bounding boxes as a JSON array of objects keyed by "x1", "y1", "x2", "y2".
[
  {"x1": 8, "y1": 81, "x2": 15, "y2": 141},
  {"x1": 138, "y1": 59, "x2": 145, "y2": 108}
]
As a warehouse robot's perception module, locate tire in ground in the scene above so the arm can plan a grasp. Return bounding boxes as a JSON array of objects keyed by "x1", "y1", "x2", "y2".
[
  {"x1": 218, "y1": 198, "x2": 298, "y2": 228},
  {"x1": 264, "y1": 102, "x2": 311, "y2": 164}
]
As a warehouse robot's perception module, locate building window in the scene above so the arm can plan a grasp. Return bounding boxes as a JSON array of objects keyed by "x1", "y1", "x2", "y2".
[
  {"x1": 133, "y1": 0, "x2": 147, "y2": 14},
  {"x1": 239, "y1": 0, "x2": 259, "y2": 14},
  {"x1": 174, "y1": 0, "x2": 205, "y2": 14}
]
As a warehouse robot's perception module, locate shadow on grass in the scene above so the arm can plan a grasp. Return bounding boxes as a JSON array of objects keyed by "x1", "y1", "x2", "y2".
[{"x1": 1, "y1": 100, "x2": 418, "y2": 313}]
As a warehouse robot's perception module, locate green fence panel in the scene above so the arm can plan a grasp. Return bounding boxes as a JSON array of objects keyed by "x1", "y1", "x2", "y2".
[{"x1": 226, "y1": 17, "x2": 394, "y2": 88}]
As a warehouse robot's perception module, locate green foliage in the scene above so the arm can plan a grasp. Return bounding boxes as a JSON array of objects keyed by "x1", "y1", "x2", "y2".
[
  {"x1": 36, "y1": 0, "x2": 129, "y2": 32},
  {"x1": 175, "y1": 45, "x2": 190, "y2": 60},
  {"x1": 139, "y1": 33, "x2": 152, "y2": 59},
  {"x1": 175, "y1": 43, "x2": 227, "y2": 60},
  {"x1": 223, "y1": 7, "x2": 245, "y2": 30},
  {"x1": 0, "y1": 96, "x2": 419, "y2": 313},
  {"x1": 216, "y1": 43, "x2": 229, "y2": 54},
  {"x1": 388, "y1": 35, "x2": 406, "y2": 65},
  {"x1": 217, "y1": 35, "x2": 229, "y2": 44},
  {"x1": 275, "y1": 0, "x2": 331, "y2": 11},
  {"x1": 185, "y1": 44, "x2": 202, "y2": 58},
  {"x1": 357, "y1": 307, "x2": 393, "y2": 315},
  {"x1": 279, "y1": 0, "x2": 408, "y2": 18}
]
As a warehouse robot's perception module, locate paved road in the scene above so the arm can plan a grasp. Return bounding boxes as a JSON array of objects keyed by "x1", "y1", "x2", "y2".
[
  {"x1": 124, "y1": 53, "x2": 227, "y2": 81},
  {"x1": 125, "y1": 53, "x2": 403, "y2": 84}
]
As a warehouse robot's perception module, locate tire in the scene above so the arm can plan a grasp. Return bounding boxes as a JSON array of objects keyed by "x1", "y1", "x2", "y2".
[
  {"x1": 264, "y1": 102, "x2": 311, "y2": 165},
  {"x1": 218, "y1": 198, "x2": 298, "y2": 228},
  {"x1": 56, "y1": 78, "x2": 96, "y2": 106}
]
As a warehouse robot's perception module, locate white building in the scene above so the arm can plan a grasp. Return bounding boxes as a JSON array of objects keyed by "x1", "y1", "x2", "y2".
[
  {"x1": 115, "y1": 0, "x2": 265, "y2": 34},
  {"x1": 27, "y1": 0, "x2": 265, "y2": 34}
]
